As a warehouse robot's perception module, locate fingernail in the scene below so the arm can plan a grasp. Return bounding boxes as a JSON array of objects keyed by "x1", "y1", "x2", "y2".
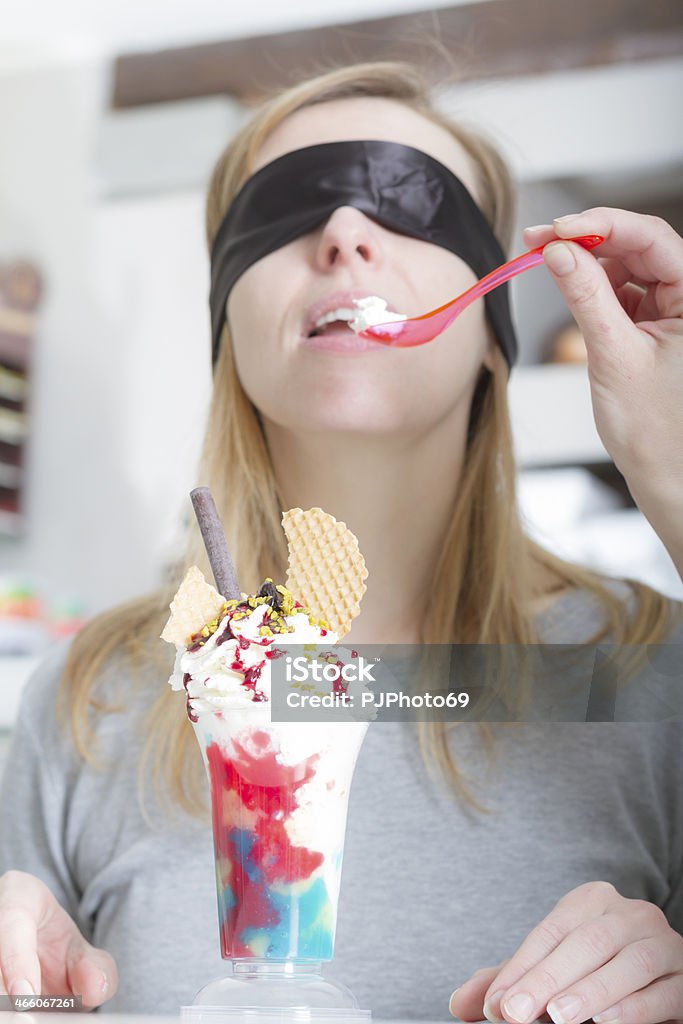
[
  {"x1": 482, "y1": 990, "x2": 505, "y2": 1022},
  {"x1": 524, "y1": 223, "x2": 552, "y2": 233},
  {"x1": 100, "y1": 971, "x2": 109, "y2": 994},
  {"x1": 554, "y1": 213, "x2": 580, "y2": 223},
  {"x1": 503, "y1": 991, "x2": 536, "y2": 1023},
  {"x1": 448, "y1": 987, "x2": 461, "y2": 1017},
  {"x1": 544, "y1": 242, "x2": 576, "y2": 276},
  {"x1": 593, "y1": 1007, "x2": 621, "y2": 1023},
  {"x1": 10, "y1": 979, "x2": 35, "y2": 996},
  {"x1": 547, "y1": 994, "x2": 582, "y2": 1023}
]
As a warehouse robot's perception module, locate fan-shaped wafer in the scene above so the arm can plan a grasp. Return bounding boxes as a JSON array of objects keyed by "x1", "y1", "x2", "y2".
[
  {"x1": 283, "y1": 508, "x2": 367, "y2": 638},
  {"x1": 161, "y1": 565, "x2": 227, "y2": 645}
]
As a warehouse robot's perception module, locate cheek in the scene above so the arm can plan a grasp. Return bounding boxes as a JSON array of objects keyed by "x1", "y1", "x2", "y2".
[
  {"x1": 226, "y1": 263, "x2": 288, "y2": 405},
  {"x1": 424, "y1": 299, "x2": 491, "y2": 380},
  {"x1": 405, "y1": 241, "x2": 478, "y2": 314},
  {"x1": 227, "y1": 266, "x2": 273, "y2": 354}
]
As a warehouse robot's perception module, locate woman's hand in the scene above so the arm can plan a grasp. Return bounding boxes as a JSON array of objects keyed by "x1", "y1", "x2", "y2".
[
  {"x1": 0, "y1": 870, "x2": 118, "y2": 1010},
  {"x1": 523, "y1": 209, "x2": 683, "y2": 579},
  {"x1": 449, "y1": 881, "x2": 683, "y2": 1024}
]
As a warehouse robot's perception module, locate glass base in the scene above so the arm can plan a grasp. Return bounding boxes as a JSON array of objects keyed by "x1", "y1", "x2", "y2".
[{"x1": 182, "y1": 960, "x2": 371, "y2": 1023}]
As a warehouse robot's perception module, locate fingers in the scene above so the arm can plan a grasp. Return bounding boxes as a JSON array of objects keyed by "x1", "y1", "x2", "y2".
[
  {"x1": 597, "y1": 256, "x2": 650, "y2": 293},
  {"x1": 522, "y1": 224, "x2": 558, "y2": 247},
  {"x1": 490, "y1": 905, "x2": 677, "y2": 1024},
  {"x1": 549, "y1": 929, "x2": 683, "y2": 1024},
  {"x1": 525, "y1": 209, "x2": 683, "y2": 318},
  {"x1": 0, "y1": 871, "x2": 117, "y2": 1009},
  {"x1": 0, "y1": 873, "x2": 45, "y2": 996},
  {"x1": 552, "y1": 209, "x2": 683, "y2": 285},
  {"x1": 592, "y1": 973, "x2": 683, "y2": 1024},
  {"x1": 0, "y1": 914, "x2": 41, "y2": 996},
  {"x1": 522, "y1": 222, "x2": 638, "y2": 368},
  {"x1": 482, "y1": 882, "x2": 617, "y2": 1021},
  {"x1": 482, "y1": 888, "x2": 682, "y2": 1024},
  {"x1": 542, "y1": 238, "x2": 641, "y2": 373},
  {"x1": 66, "y1": 938, "x2": 118, "y2": 1010}
]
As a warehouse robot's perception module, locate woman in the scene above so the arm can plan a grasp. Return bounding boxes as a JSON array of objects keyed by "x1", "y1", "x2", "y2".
[{"x1": 1, "y1": 62, "x2": 682, "y2": 1023}]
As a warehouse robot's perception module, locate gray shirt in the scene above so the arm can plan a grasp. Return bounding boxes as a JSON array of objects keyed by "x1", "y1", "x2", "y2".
[{"x1": 1, "y1": 586, "x2": 682, "y2": 1019}]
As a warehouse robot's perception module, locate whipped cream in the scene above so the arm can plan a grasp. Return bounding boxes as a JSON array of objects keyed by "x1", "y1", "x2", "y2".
[
  {"x1": 349, "y1": 295, "x2": 408, "y2": 333},
  {"x1": 168, "y1": 602, "x2": 339, "y2": 714},
  {"x1": 169, "y1": 575, "x2": 374, "y2": 736}
]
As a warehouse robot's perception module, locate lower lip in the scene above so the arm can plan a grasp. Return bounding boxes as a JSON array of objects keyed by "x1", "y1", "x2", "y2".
[{"x1": 299, "y1": 330, "x2": 391, "y2": 353}]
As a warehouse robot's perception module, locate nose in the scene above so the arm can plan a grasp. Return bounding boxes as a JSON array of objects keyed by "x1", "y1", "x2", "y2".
[{"x1": 314, "y1": 206, "x2": 384, "y2": 272}]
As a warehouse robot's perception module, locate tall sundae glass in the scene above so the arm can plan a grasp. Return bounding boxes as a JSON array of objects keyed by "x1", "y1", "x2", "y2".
[{"x1": 162, "y1": 496, "x2": 371, "y2": 1019}]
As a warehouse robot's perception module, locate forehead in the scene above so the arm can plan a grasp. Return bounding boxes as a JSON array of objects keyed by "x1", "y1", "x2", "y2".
[{"x1": 252, "y1": 96, "x2": 480, "y2": 199}]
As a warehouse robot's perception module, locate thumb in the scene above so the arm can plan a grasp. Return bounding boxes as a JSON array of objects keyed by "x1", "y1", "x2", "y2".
[
  {"x1": 449, "y1": 964, "x2": 501, "y2": 1021},
  {"x1": 543, "y1": 240, "x2": 631, "y2": 370},
  {"x1": 66, "y1": 937, "x2": 117, "y2": 1010}
]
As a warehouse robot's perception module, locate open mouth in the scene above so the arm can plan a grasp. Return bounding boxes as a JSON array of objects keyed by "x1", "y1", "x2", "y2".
[{"x1": 307, "y1": 319, "x2": 356, "y2": 338}]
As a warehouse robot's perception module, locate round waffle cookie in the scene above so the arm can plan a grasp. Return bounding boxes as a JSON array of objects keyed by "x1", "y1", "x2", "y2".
[
  {"x1": 282, "y1": 507, "x2": 367, "y2": 639},
  {"x1": 161, "y1": 565, "x2": 226, "y2": 646}
]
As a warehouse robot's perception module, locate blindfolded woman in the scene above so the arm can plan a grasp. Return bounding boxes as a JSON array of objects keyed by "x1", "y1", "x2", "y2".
[{"x1": 1, "y1": 62, "x2": 682, "y2": 1024}]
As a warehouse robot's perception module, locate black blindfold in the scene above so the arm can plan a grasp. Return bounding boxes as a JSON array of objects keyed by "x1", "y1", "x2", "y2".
[{"x1": 209, "y1": 140, "x2": 517, "y2": 367}]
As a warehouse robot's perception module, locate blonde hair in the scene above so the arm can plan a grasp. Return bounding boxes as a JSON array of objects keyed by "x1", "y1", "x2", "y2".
[{"x1": 59, "y1": 61, "x2": 675, "y2": 817}]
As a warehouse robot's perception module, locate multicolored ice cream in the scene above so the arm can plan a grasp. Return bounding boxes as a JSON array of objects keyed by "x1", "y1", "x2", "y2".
[{"x1": 164, "y1": 568, "x2": 368, "y2": 962}]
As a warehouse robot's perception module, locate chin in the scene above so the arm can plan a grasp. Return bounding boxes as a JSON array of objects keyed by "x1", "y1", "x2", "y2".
[
  {"x1": 250, "y1": 371, "x2": 466, "y2": 437},
  {"x1": 264, "y1": 398, "x2": 436, "y2": 437}
]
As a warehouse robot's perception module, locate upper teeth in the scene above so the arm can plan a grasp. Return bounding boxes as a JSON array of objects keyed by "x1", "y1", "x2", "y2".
[
  {"x1": 311, "y1": 296, "x2": 408, "y2": 334},
  {"x1": 313, "y1": 307, "x2": 357, "y2": 330}
]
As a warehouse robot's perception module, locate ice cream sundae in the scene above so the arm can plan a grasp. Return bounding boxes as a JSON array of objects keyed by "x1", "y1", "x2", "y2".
[{"x1": 162, "y1": 504, "x2": 369, "y2": 966}]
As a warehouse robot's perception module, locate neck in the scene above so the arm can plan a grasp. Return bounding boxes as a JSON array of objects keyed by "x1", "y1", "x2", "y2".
[{"x1": 265, "y1": 413, "x2": 468, "y2": 644}]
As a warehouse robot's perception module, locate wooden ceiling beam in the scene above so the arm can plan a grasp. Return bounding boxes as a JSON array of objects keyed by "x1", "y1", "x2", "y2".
[{"x1": 112, "y1": 0, "x2": 683, "y2": 109}]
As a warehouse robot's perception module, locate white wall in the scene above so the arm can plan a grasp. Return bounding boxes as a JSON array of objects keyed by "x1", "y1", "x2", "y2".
[
  {"x1": 445, "y1": 60, "x2": 683, "y2": 183},
  {"x1": 0, "y1": 49, "x2": 212, "y2": 612},
  {"x1": 0, "y1": 50, "x2": 137, "y2": 612},
  {"x1": 92, "y1": 191, "x2": 213, "y2": 583}
]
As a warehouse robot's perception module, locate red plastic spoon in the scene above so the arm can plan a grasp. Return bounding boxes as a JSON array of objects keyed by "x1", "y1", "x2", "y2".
[{"x1": 359, "y1": 234, "x2": 604, "y2": 347}]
